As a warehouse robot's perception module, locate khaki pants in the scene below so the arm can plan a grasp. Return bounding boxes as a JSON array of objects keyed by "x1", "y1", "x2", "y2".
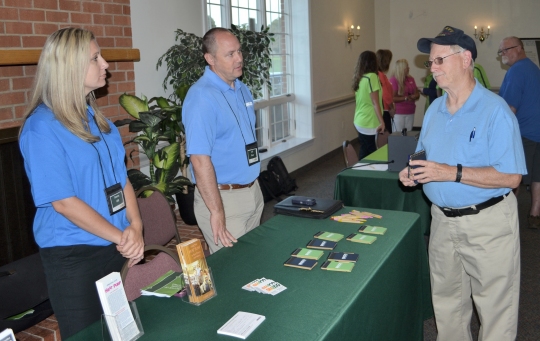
[
  {"x1": 194, "y1": 181, "x2": 264, "y2": 254},
  {"x1": 429, "y1": 192, "x2": 520, "y2": 341}
]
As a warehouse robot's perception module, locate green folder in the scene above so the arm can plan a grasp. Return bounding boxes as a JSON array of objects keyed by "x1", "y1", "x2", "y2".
[
  {"x1": 358, "y1": 225, "x2": 387, "y2": 235},
  {"x1": 346, "y1": 233, "x2": 377, "y2": 244},
  {"x1": 291, "y1": 248, "x2": 324, "y2": 260},
  {"x1": 321, "y1": 261, "x2": 355, "y2": 272},
  {"x1": 314, "y1": 231, "x2": 344, "y2": 242}
]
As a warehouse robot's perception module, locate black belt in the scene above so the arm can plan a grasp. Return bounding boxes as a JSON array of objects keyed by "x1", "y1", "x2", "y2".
[{"x1": 437, "y1": 192, "x2": 510, "y2": 218}]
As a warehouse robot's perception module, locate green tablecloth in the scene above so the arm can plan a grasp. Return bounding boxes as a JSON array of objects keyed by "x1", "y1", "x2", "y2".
[
  {"x1": 335, "y1": 145, "x2": 432, "y2": 235},
  {"x1": 69, "y1": 207, "x2": 432, "y2": 341}
]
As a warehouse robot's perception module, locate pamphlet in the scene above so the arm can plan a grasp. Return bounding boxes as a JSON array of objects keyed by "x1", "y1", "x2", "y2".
[
  {"x1": 346, "y1": 233, "x2": 377, "y2": 244},
  {"x1": 140, "y1": 270, "x2": 185, "y2": 298},
  {"x1": 95, "y1": 272, "x2": 140, "y2": 341},
  {"x1": 290, "y1": 248, "x2": 324, "y2": 260},
  {"x1": 313, "y1": 231, "x2": 344, "y2": 242},
  {"x1": 217, "y1": 311, "x2": 265, "y2": 339}
]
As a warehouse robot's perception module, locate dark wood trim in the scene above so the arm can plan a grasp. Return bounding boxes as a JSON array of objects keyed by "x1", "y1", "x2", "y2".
[
  {"x1": 0, "y1": 127, "x2": 20, "y2": 145},
  {"x1": 0, "y1": 48, "x2": 140, "y2": 66}
]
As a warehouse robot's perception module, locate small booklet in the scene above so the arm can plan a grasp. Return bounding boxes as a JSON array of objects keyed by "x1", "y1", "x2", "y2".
[
  {"x1": 313, "y1": 231, "x2": 344, "y2": 242},
  {"x1": 217, "y1": 311, "x2": 266, "y2": 339},
  {"x1": 346, "y1": 233, "x2": 377, "y2": 244},
  {"x1": 358, "y1": 225, "x2": 387, "y2": 235},
  {"x1": 306, "y1": 239, "x2": 337, "y2": 250},
  {"x1": 140, "y1": 270, "x2": 184, "y2": 298},
  {"x1": 291, "y1": 248, "x2": 324, "y2": 260},
  {"x1": 283, "y1": 257, "x2": 317, "y2": 270},
  {"x1": 327, "y1": 252, "x2": 359, "y2": 263},
  {"x1": 321, "y1": 260, "x2": 355, "y2": 272}
]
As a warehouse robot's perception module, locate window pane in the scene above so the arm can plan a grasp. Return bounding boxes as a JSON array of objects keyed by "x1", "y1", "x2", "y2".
[
  {"x1": 270, "y1": 103, "x2": 291, "y2": 142},
  {"x1": 255, "y1": 109, "x2": 264, "y2": 147}
]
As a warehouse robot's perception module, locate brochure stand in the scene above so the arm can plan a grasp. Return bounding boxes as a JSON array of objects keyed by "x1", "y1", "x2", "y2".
[
  {"x1": 101, "y1": 301, "x2": 144, "y2": 341},
  {"x1": 181, "y1": 267, "x2": 217, "y2": 306}
]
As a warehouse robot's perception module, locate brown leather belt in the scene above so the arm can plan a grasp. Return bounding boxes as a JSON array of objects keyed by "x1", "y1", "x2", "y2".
[{"x1": 217, "y1": 180, "x2": 256, "y2": 190}]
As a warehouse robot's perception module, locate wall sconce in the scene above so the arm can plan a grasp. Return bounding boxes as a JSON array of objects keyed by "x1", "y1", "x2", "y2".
[
  {"x1": 474, "y1": 25, "x2": 490, "y2": 43},
  {"x1": 347, "y1": 25, "x2": 360, "y2": 44}
]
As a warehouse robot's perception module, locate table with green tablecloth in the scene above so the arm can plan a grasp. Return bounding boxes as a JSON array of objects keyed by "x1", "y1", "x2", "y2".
[
  {"x1": 69, "y1": 206, "x2": 432, "y2": 341},
  {"x1": 334, "y1": 145, "x2": 432, "y2": 235}
]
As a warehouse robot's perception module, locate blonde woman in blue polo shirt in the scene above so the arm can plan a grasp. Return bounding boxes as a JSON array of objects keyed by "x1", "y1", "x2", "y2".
[{"x1": 19, "y1": 28, "x2": 144, "y2": 339}]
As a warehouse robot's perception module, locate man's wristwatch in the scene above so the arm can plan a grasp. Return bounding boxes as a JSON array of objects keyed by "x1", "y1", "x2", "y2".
[
  {"x1": 455, "y1": 164, "x2": 462, "y2": 183},
  {"x1": 404, "y1": 96, "x2": 408, "y2": 102}
]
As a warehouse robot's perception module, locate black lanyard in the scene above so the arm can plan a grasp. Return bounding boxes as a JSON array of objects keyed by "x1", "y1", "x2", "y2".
[
  {"x1": 220, "y1": 87, "x2": 257, "y2": 145},
  {"x1": 90, "y1": 115, "x2": 118, "y2": 189}
]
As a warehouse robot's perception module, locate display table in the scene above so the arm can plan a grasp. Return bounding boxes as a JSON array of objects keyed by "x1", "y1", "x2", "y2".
[
  {"x1": 334, "y1": 145, "x2": 432, "y2": 235},
  {"x1": 69, "y1": 206, "x2": 432, "y2": 341}
]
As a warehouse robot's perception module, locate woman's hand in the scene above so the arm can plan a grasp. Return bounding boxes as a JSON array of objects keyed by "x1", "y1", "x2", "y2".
[{"x1": 117, "y1": 225, "x2": 144, "y2": 267}]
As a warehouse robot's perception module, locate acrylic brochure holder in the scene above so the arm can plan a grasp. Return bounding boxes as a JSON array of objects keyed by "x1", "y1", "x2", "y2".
[
  {"x1": 101, "y1": 301, "x2": 144, "y2": 341},
  {"x1": 181, "y1": 267, "x2": 217, "y2": 306}
]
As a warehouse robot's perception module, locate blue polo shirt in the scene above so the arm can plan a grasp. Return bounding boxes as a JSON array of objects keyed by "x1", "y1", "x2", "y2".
[
  {"x1": 499, "y1": 57, "x2": 540, "y2": 142},
  {"x1": 183, "y1": 66, "x2": 259, "y2": 184},
  {"x1": 416, "y1": 81, "x2": 526, "y2": 208},
  {"x1": 19, "y1": 104, "x2": 129, "y2": 247}
]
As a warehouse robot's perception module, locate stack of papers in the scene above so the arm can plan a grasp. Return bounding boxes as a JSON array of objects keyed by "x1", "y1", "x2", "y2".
[{"x1": 218, "y1": 311, "x2": 265, "y2": 339}]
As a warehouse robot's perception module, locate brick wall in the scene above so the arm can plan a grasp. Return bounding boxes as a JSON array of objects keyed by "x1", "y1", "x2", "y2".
[{"x1": 0, "y1": 0, "x2": 139, "y2": 167}]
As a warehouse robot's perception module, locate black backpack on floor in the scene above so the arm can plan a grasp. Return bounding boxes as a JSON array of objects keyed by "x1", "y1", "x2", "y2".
[
  {"x1": 258, "y1": 170, "x2": 282, "y2": 203},
  {"x1": 268, "y1": 156, "x2": 297, "y2": 194}
]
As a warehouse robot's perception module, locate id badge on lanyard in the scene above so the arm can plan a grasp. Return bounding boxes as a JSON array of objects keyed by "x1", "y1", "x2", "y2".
[
  {"x1": 105, "y1": 183, "x2": 126, "y2": 215},
  {"x1": 246, "y1": 141, "x2": 260, "y2": 166}
]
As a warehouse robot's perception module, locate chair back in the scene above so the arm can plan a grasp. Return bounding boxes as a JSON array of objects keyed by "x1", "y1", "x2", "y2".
[
  {"x1": 136, "y1": 186, "x2": 180, "y2": 246},
  {"x1": 376, "y1": 131, "x2": 390, "y2": 149},
  {"x1": 342, "y1": 140, "x2": 359, "y2": 167},
  {"x1": 121, "y1": 245, "x2": 182, "y2": 301}
]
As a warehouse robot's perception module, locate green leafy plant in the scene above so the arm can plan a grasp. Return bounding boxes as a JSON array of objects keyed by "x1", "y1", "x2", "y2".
[
  {"x1": 115, "y1": 94, "x2": 191, "y2": 203},
  {"x1": 156, "y1": 24, "x2": 274, "y2": 101}
]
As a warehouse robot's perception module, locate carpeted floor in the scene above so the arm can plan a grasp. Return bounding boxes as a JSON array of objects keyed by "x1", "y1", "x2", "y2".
[{"x1": 260, "y1": 142, "x2": 540, "y2": 340}]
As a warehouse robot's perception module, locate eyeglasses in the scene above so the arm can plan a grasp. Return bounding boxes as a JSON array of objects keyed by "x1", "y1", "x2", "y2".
[
  {"x1": 497, "y1": 46, "x2": 518, "y2": 56},
  {"x1": 424, "y1": 51, "x2": 462, "y2": 68}
]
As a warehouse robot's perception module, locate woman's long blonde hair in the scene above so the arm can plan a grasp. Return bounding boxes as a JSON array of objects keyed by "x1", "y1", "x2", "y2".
[
  {"x1": 392, "y1": 59, "x2": 409, "y2": 96},
  {"x1": 20, "y1": 27, "x2": 110, "y2": 142}
]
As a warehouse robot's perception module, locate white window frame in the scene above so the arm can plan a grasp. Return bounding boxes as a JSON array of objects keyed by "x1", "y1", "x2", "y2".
[{"x1": 203, "y1": 0, "x2": 296, "y2": 151}]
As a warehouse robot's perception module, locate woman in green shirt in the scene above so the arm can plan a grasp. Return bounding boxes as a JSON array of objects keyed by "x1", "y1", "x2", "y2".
[{"x1": 352, "y1": 51, "x2": 384, "y2": 159}]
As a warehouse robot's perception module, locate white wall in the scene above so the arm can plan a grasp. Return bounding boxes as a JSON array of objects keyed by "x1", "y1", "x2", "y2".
[{"x1": 130, "y1": 0, "x2": 204, "y2": 99}]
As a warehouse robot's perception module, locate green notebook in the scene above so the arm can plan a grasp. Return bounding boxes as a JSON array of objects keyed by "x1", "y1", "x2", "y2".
[
  {"x1": 313, "y1": 231, "x2": 344, "y2": 242},
  {"x1": 291, "y1": 248, "x2": 324, "y2": 260},
  {"x1": 358, "y1": 225, "x2": 387, "y2": 235},
  {"x1": 346, "y1": 233, "x2": 377, "y2": 244},
  {"x1": 321, "y1": 260, "x2": 355, "y2": 272}
]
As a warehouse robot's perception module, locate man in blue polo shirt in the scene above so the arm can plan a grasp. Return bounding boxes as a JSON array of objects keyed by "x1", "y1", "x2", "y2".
[
  {"x1": 182, "y1": 28, "x2": 263, "y2": 254},
  {"x1": 400, "y1": 26, "x2": 526, "y2": 340},
  {"x1": 498, "y1": 36, "x2": 540, "y2": 229}
]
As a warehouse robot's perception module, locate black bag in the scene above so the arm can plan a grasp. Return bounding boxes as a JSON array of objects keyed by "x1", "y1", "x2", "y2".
[
  {"x1": 274, "y1": 196, "x2": 343, "y2": 219},
  {"x1": 267, "y1": 156, "x2": 297, "y2": 195},
  {"x1": 0, "y1": 253, "x2": 54, "y2": 333},
  {"x1": 258, "y1": 170, "x2": 282, "y2": 203}
]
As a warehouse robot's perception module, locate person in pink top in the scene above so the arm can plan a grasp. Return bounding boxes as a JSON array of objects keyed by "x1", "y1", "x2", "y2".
[
  {"x1": 390, "y1": 59, "x2": 419, "y2": 132},
  {"x1": 376, "y1": 49, "x2": 395, "y2": 133}
]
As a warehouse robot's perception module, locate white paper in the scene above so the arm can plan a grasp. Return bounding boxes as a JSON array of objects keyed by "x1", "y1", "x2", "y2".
[
  {"x1": 0, "y1": 328, "x2": 16, "y2": 341},
  {"x1": 217, "y1": 311, "x2": 265, "y2": 339},
  {"x1": 95, "y1": 272, "x2": 140, "y2": 341},
  {"x1": 351, "y1": 162, "x2": 388, "y2": 171}
]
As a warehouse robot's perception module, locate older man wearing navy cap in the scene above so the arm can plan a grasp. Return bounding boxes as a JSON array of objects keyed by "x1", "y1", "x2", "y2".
[{"x1": 399, "y1": 26, "x2": 526, "y2": 340}]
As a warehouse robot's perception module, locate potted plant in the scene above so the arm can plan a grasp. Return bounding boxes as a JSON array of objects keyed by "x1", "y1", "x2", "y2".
[
  {"x1": 156, "y1": 24, "x2": 274, "y2": 101},
  {"x1": 115, "y1": 94, "x2": 192, "y2": 207}
]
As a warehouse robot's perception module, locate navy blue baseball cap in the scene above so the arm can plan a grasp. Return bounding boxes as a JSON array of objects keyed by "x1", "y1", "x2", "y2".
[{"x1": 417, "y1": 26, "x2": 477, "y2": 60}]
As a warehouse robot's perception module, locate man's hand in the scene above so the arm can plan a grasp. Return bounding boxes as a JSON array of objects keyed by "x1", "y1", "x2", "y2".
[
  {"x1": 117, "y1": 225, "x2": 144, "y2": 267},
  {"x1": 407, "y1": 160, "x2": 454, "y2": 184},
  {"x1": 399, "y1": 166, "x2": 417, "y2": 187},
  {"x1": 210, "y1": 211, "x2": 237, "y2": 248}
]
